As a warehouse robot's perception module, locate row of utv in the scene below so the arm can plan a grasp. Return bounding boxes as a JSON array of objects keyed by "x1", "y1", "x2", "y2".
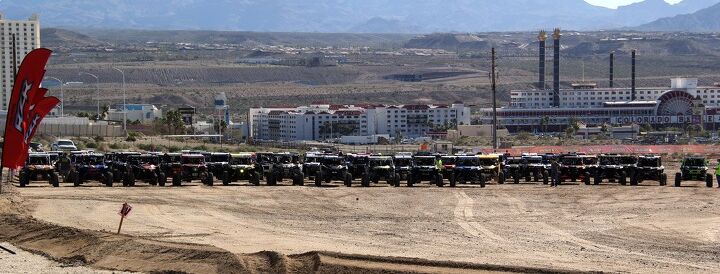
[{"x1": 17, "y1": 150, "x2": 717, "y2": 188}]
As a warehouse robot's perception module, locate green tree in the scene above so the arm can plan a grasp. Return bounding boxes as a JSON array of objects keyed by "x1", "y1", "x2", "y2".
[
  {"x1": 540, "y1": 116, "x2": 550, "y2": 134},
  {"x1": 640, "y1": 123, "x2": 653, "y2": 133}
]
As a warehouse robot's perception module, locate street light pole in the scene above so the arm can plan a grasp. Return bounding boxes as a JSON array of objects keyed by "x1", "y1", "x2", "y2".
[
  {"x1": 113, "y1": 67, "x2": 126, "y2": 131},
  {"x1": 44, "y1": 77, "x2": 64, "y2": 117},
  {"x1": 79, "y1": 72, "x2": 100, "y2": 119}
]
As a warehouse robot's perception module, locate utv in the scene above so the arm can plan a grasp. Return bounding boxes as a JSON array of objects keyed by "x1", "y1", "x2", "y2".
[
  {"x1": 503, "y1": 156, "x2": 526, "y2": 184},
  {"x1": 125, "y1": 154, "x2": 165, "y2": 186},
  {"x1": 221, "y1": 153, "x2": 261, "y2": 186},
  {"x1": 440, "y1": 155, "x2": 457, "y2": 182},
  {"x1": 315, "y1": 155, "x2": 351, "y2": 187},
  {"x1": 595, "y1": 154, "x2": 628, "y2": 185},
  {"x1": 558, "y1": 154, "x2": 590, "y2": 185},
  {"x1": 478, "y1": 154, "x2": 505, "y2": 185},
  {"x1": 675, "y1": 157, "x2": 713, "y2": 187},
  {"x1": 67, "y1": 153, "x2": 113, "y2": 187},
  {"x1": 19, "y1": 153, "x2": 60, "y2": 187},
  {"x1": 107, "y1": 152, "x2": 141, "y2": 183},
  {"x1": 393, "y1": 154, "x2": 413, "y2": 181},
  {"x1": 346, "y1": 154, "x2": 369, "y2": 180},
  {"x1": 159, "y1": 153, "x2": 182, "y2": 184},
  {"x1": 407, "y1": 155, "x2": 442, "y2": 187},
  {"x1": 172, "y1": 154, "x2": 213, "y2": 186},
  {"x1": 204, "y1": 153, "x2": 230, "y2": 180},
  {"x1": 522, "y1": 154, "x2": 549, "y2": 184},
  {"x1": 631, "y1": 155, "x2": 667, "y2": 186},
  {"x1": 302, "y1": 152, "x2": 323, "y2": 180},
  {"x1": 452, "y1": 155, "x2": 487, "y2": 187},
  {"x1": 266, "y1": 152, "x2": 304, "y2": 186},
  {"x1": 362, "y1": 156, "x2": 399, "y2": 187}
]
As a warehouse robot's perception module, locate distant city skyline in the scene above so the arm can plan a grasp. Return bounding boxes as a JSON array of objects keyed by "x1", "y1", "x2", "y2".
[{"x1": 586, "y1": 0, "x2": 682, "y2": 9}]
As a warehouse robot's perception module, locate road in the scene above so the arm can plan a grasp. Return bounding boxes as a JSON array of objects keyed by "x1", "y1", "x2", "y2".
[{"x1": 17, "y1": 179, "x2": 720, "y2": 273}]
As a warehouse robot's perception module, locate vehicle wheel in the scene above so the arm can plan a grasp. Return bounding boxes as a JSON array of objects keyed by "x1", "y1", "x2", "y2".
[
  {"x1": 251, "y1": 172, "x2": 261, "y2": 186},
  {"x1": 525, "y1": 175, "x2": 531, "y2": 182},
  {"x1": 435, "y1": 174, "x2": 444, "y2": 187},
  {"x1": 19, "y1": 171, "x2": 28, "y2": 187},
  {"x1": 706, "y1": 174, "x2": 713, "y2": 188},
  {"x1": 361, "y1": 176, "x2": 370, "y2": 187},
  {"x1": 393, "y1": 174, "x2": 400, "y2": 187},
  {"x1": 267, "y1": 173, "x2": 277, "y2": 186},
  {"x1": 498, "y1": 172, "x2": 505, "y2": 184},
  {"x1": 105, "y1": 172, "x2": 114, "y2": 187},
  {"x1": 450, "y1": 173, "x2": 457, "y2": 187},
  {"x1": 584, "y1": 174, "x2": 590, "y2": 185},
  {"x1": 660, "y1": 173, "x2": 667, "y2": 186},
  {"x1": 480, "y1": 179, "x2": 486, "y2": 188},
  {"x1": 542, "y1": 171, "x2": 549, "y2": 185},
  {"x1": 50, "y1": 172, "x2": 60, "y2": 187},
  {"x1": 513, "y1": 175, "x2": 520, "y2": 184},
  {"x1": 533, "y1": 172, "x2": 539, "y2": 182},
  {"x1": 205, "y1": 172, "x2": 214, "y2": 186},
  {"x1": 158, "y1": 172, "x2": 166, "y2": 187},
  {"x1": 630, "y1": 175, "x2": 638, "y2": 186},
  {"x1": 315, "y1": 174, "x2": 322, "y2": 187},
  {"x1": 72, "y1": 172, "x2": 81, "y2": 187},
  {"x1": 345, "y1": 173, "x2": 353, "y2": 187},
  {"x1": 126, "y1": 172, "x2": 136, "y2": 187},
  {"x1": 674, "y1": 172, "x2": 681, "y2": 187},
  {"x1": 619, "y1": 172, "x2": 627, "y2": 186},
  {"x1": 407, "y1": 174, "x2": 414, "y2": 187},
  {"x1": 149, "y1": 173, "x2": 158, "y2": 186},
  {"x1": 294, "y1": 172, "x2": 304, "y2": 186},
  {"x1": 594, "y1": 175, "x2": 601, "y2": 185},
  {"x1": 222, "y1": 171, "x2": 230, "y2": 186},
  {"x1": 172, "y1": 175, "x2": 181, "y2": 186}
]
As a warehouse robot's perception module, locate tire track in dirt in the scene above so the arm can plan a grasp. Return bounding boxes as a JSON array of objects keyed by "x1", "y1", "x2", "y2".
[
  {"x1": 500, "y1": 191, "x2": 715, "y2": 271},
  {"x1": 453, "y1": 191, "x2": 505, "y2": 243}
]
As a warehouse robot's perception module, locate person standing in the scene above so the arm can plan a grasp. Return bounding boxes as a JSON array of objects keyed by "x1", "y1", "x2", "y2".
[
  {"x1": 551, "y1": 159, "x2": 560, "y2": 187},
  {"x1": 715, "y1": 160, "x2": 720, "y2": 188}
]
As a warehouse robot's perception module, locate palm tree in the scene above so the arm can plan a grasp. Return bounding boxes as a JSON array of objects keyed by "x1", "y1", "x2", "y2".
[
  {"x1": 540, "y1": 116, "x2": 550, "y2": 134},
  {"x1": 101, "y1": 104, "x2": 110, "y2": 120}
]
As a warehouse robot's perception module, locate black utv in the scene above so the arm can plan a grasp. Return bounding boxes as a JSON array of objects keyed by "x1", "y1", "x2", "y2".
[
  {"x1": 393, "y1": 154, "x2": 413, "y2": 180},
  {"x1": 675, "y1": 157, "x2": 713, "y2": 187},
  {"x1": 221, "y1": 153, "x2": 261, "y2": 186},
  {"x1": 407, "y1": 155, "x2": 442, "y2": 187},
  {"x1": 266, "y1": 153, "x2": 304, "y2": 186},
  {"x1": 452, "y1": 155, "x2": 487, "y2": 188},
  {"x1": 522, "y1": 154, "x2": 549, "y2": 184},
  {"x1": 362, "y1": 156, "x2": 399, "y2": 187},
  {"x1": 631, "y1": 155, "x2": 667, "y2": 186},
  {"x1": 558, "y1": 154, "x2": 590, "y2": 185},
  {"x1": 315, "y1": 155, "x2": 351, "y2": 187},
  {"x1": 346, "y1": 154, "x2": 369, "y2": 180},
  {"x1": 503, "y1": 156, "x2": 526, "y2": 184},
  {"x1": 595, "y1": 154, "x2": 628, "y2": 185}
]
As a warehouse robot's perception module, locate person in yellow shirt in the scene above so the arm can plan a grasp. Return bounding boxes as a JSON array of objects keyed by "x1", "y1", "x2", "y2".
[{"x1": 715, "y1": 160, "x2": 720, "y2": 188}]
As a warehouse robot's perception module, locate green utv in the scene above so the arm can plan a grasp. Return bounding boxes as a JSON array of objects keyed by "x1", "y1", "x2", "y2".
[
  {"x1": 675, "y1": 157, "x2": 713, "y2": 188},
  {"x1": 220, "y1": 153, "x2": 261, "y2": 186}
]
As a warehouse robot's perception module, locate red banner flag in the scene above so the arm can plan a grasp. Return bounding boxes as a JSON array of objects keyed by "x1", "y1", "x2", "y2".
[{"x1": 2, "y1": 48, "x2": 60, "y2": 169}]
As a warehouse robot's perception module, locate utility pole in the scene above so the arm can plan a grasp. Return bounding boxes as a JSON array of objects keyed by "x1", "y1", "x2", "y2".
[{"x1": 491, "y1": 47, "x2": 498, "y2": 151}]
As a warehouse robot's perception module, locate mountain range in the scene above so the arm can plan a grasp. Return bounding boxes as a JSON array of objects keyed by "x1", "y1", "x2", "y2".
[
  {"x1": 0, "y1": 0, "x2": 719, "y2": 33},
  {"x1": 637, "y1": 2, "x2": 720, "y2": 31}
]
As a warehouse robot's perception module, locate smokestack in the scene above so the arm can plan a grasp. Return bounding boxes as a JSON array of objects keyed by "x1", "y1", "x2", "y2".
[
  {"x1": 631, "y1": 49, "x2": 636, "y2": 101},
  {"x1": 538, "y1": 30, "x2": 547, "y2": 89},
  {"x1": 552, "y1": 28, "x2": 561, "y2": 107},
  {"x1": 609, "y1": 52, "x2": 614, "y2": 88}
]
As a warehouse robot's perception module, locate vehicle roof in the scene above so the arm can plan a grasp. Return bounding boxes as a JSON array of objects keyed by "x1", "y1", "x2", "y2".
[
  {"x1": 638, "y1": 155, "x2": 661, "y2": 158},
  {"x1": 28, "y1": 153, "x2": 52, "y2": 157},
  {"x1": 393, "y1": 155, "x2": 412, "y2": 159},
  {"x1": 212, "y1": 152, "x2": 231, "y2": 155},
  {"x1": 182, "y1": 154, "x2": 205, "y2": 158},
  {"x1": 369, "y1": 156, "x2": 393, "y2": 159},
  {"x1": 231, "y1": 153, "x2": 253, "y2": 157},
  {"x1": 165, "y1": 153, "x2": 182, "y2": 156},
  {"x1": 478, "y1": 155, "x2": 499, "y2": 159}
]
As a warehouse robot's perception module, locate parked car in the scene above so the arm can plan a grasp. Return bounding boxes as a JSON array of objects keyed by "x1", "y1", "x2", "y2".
[{"x1": 51, "y1": 139, "x2": 77, "y2": 151}]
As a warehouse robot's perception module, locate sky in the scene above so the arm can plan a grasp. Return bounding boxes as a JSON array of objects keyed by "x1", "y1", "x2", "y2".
[{"x1": 585, "y1": 0, "x2": 682, "y2": 9}]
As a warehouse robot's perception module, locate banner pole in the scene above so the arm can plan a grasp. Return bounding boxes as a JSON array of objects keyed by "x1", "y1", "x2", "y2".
[{"x1": 117, "y1": 215, "x2": 124, "y2": 234}]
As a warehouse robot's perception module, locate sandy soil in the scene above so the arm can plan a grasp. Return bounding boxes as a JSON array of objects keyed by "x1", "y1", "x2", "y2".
[
  {"x1": 0, "y1": 242, "x2": 134, "y2": 274},
  {"x1": 12, "y1": 176, "x2": 720, "y2": 273}
]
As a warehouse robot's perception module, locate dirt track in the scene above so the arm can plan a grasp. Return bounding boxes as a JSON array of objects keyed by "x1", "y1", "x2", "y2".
[{"x1": 10, "y1": 178, "x2": 720, "y2": 273}]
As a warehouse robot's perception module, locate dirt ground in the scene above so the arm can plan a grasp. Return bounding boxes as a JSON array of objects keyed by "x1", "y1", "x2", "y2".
[{"x1": 10, "y1": 174, "x2": 720, "y2": 273}]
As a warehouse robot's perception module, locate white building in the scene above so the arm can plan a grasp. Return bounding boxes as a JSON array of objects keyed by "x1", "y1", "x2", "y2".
[
  {"x1": 107, "y1": 104, "x2": 162, "y2": 123},
  {"x1": 0, "y1": 13, "x2": 40, "y2": 110},
  {"x1": 249, "y1": 103, "x2": 471, "y2": 141}
]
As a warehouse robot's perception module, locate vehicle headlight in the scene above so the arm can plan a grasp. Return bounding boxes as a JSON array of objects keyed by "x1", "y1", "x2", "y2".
[{"x1": 240, "y1": 169, "x2": 245, "y2": 173}]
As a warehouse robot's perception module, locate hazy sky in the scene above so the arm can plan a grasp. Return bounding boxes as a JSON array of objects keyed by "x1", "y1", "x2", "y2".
[{"x1": 585, "y1": 0, "x2": 682, "y2": 9}]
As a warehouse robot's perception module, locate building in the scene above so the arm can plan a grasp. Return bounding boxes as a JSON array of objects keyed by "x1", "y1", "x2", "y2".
[
  {"x1": 476, "y1": 29, "x2": 720, "y2": 133},
  {"x1": 107, "y1": 104, "x2": 162, "y2": 123},
  {"x1": 249, "y1": 103, "x2": 471, "y2": 141},
  {"x1": 0, "y1": 13, "x2": 41, "y2": 110}
]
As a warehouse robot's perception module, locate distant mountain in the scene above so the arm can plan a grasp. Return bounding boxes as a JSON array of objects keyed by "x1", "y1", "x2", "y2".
[
  {"x1": 1, "y1": 0, "x2": 719, "y2": 32},
  {"x1": 636, "y1": 3, "x2": 720, "y2": 31}
]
